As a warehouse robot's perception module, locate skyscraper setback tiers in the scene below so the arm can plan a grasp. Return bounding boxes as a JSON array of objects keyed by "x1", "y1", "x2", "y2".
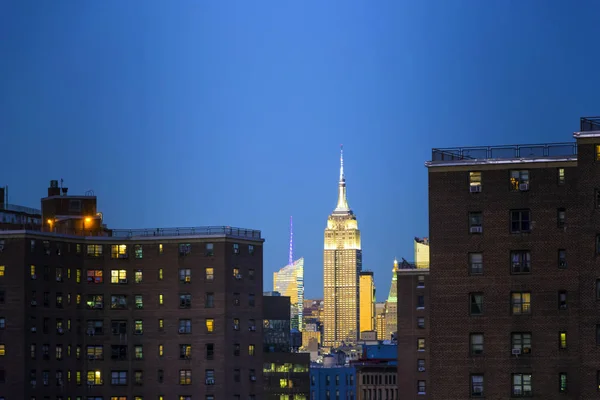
[{"x1": 323, "y1": 146, "x2": 362, "y2": 348}]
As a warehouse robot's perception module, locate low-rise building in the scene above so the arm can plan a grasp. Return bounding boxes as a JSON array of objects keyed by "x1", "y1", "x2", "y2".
[
  {"x1": 310, "y1": 356, "x2": 356, "y2": 400},
  {"x1": 352, "y1": 344, "x2": 398, "y2": 400}
]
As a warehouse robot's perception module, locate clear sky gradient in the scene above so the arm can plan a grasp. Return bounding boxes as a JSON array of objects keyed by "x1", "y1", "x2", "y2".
[{"x1": 2, "y1": 1, "x2": 600, "y2": 301}]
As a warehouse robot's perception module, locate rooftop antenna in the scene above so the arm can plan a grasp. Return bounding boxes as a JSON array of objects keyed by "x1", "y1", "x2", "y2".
[{"x1": 288, "y1": 216, "x2": 294, "y2": 266}]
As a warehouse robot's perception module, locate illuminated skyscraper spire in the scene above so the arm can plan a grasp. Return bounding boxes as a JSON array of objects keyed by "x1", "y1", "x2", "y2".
[
  {"x1": 335, "y1": 144, "x2": 351, "y2": 213},
  {"x1": 289, "y1": 216, "x2": 294, "y2": 266}
]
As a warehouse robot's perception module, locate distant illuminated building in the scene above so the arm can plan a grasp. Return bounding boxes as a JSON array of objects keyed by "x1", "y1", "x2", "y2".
[
  {"x1": 324, "y1": 146, "x2": 362, "y2": 347},
  {"x1": 273, "y1": 217, "x2": 304, "y2": 330},
  {"x1": 384, "y1": 259, "x2": 399, "y2": 340},
  {"x1": 375, "y1": 302, "x2": 386, "y2": 340},
  {"x1": 414, "y1": 237, "x2": 430, "y2": 269},
  {"x1": 359, "y1": 271, "x2": 376, "y2": 334}
]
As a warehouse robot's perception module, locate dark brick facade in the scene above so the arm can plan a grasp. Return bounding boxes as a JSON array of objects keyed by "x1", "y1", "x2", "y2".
[
  {"x1": 396, "y1": 269, "x2": 429, "y2": 400},
  {"x1": 427, "y1": 131, "x2": 600, "y2": 399},
  {"x1": 0, "y1": 230, "x2": 264, "y2": 399}
]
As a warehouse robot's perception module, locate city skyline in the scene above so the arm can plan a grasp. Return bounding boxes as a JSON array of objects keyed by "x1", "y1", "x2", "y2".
[{"x1": 3, "y1": 1, "x2": 600, "y2": 301}]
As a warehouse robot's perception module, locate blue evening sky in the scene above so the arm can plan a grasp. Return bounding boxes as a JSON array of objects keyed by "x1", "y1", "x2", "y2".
[{"x1": 2, "y1": 1, "x2": 600, "y2": 301}]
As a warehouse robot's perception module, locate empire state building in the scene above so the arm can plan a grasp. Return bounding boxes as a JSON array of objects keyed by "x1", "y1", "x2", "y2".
[{"x1": 323, "y1": 146, "x2": 362, "y2": 348}]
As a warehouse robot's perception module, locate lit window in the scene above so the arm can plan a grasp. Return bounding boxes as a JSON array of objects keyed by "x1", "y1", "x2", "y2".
[
  {"x1": 0, "y1": 345, "x2": 4, "y2": 356},
  {"x1": 596, "y1": 145, "x2": 600, "y2": 161},
  {"x1": 110, "y1": 270, "x2": 127, "y2": 284},
  {"x1": 30, "y1": 265, "x2": 36, "y2": 279},
  {"x1": 158, "y1": 344, "x2": 163, "y2": 357},
  {"x1": 179, "y1": 344, "x2": 192, "y2": 359},
  {"x1": 87, "y1": 269, "x2": 103, "y2": 284},
  {"x1": 469, "y1": 171, "x2": 482, "y2": 190},
  {"x1": 134, "y1": 270, "x2": 142, "y2": 283},
  {"x1": 134, "y1": 320, "x2": 143, "y2": 334},
  {"x1": 511, "y1": 292, "x2": 531, "y2": 315},
  {"x1": 559, "y1": 373, "x2": 567, "y2": 393},
  {"x1": 86, "y1": 370, "x2": 102, "y2": 385},
  {"x1": 558, "y1": 168, "x2": 565, "y2": 185},
  {"x1": 134, "y1": 345, "x2": 143, "y2": 360},
  {"x1": 111, "y1": 245, "x2": 128, "y2": 259},
  {"x1": 76, "y1": 268, "x2": 81, "y2": 283},
  {"x1": 86, "y1": 244, "x2": 103, "y2": 257},
  {"x1": 158, "y1": 268, "x2": 163, "y2": 280},
  {"x1": 559, "y1": 332, "x2": 567, "y2": 349},
  {"x1": 417, "y1": 339, "x2": 425, "y2": 351},
  {"x1": 509, "y1": 170, "x2": 530, "y2": 191},
  {"x1": 0, "y1": 266, "x2": 4, "y2": 277},
  {"x1": 417, "y1": 380, "x2": 426, "y2": 394},
  {"x1": 158, "y1": 319, "x2": 164, "y2": 330},
  {"x1": 248, "y1": 344, "x2": 255, "y2": 356},
  {"x1": 179, "y1": 369, "x2": 192, "y2": 385},
  {"x1": 158, "y1": 243, "x2": 163, "y2": 254},
  {"x1": 159, "y1": 294, "x2": 164, "y2": 305},
  {"x1": 134, "y1": 245, "x2": 143, "y2": 259},
  {"x1": 206, "y1": 319, "x2": 214, "y2": 333},
  {"x1": 205, "y1": 267, "x2": 214, "y2": 281},
  {"x1": 179, "y1": 269, "x2": 191, "y2": 283},
  {"x1": 135, "y1": 295, "x2": 143, "y2": 309}
]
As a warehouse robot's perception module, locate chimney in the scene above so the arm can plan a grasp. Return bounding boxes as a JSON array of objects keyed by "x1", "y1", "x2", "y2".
[{"x1": 48, "y1": 180, "x2": 60, "y2": 197}]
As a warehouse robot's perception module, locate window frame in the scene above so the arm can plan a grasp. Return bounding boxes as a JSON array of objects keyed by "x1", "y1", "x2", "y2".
[{"x1": 510, "y1": 209, "x2": 531, "y2": 233}]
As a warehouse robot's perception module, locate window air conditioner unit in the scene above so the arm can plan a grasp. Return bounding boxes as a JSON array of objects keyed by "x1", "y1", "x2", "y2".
[
  {"x1": 418, "y1": 367, "x2": 425, "y2": 372},
  {"x1": 178, "y1": 328, "x2": 186, "y2": 334},
  {"x1": 469, "y1": 185, "x2": 482, "y2": 193},
  {"x1": 250, "y1": 376, "x2": 257, "y2": 382},
  {"x1": 249, "y1": 326, "x2": 256, "y2": 331},
  {"x1": 206, "y1": 378, "x2": 215, "y2": 385},
  {"x1": 512, "y1": 348, "x2": 521, "y2": 355},
  {"x1": 236, "y1": 274, "x2": 242, "y2": 280},
  {"x1": 519, "y1": 183, "x2": 529, "y2": 191},
  {"x1": 470, "y1": 226, "x2": 483, "y2": 233}
]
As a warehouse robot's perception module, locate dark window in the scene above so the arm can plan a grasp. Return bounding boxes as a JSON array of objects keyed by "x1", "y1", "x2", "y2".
[
  {"x1": 471, "y1": 374, "x2": 484, "y2": 397},
  {"x1": 469, "y1": 253, "x2": 483, "y2": 275},
  {"x1": 596, "y1": 235, "x2": 600, "y2": 254},
  {"x1": 205, "y1": 293, "x2": 214, "y2": 308},
  {"x1": 511, "y1": 332, "x2": 531, "y2": 354},
  {"x1": 206, "y1": 344, "x2": 214, "y2": 360},
  {"x1": 557, "y1": 208, "x2": 566, "y2": 228},
  {"x1": 511, "y1": 251, "x2": 531, "y2": 274},
  {"x1": 512, "y1": 373, "x2": 532, "y2": 397},
  {"x1": 510, "y1": 210, "x2": 531, "y2": 233},
  {"x1": 417, "y1": 295, "x2": 424, "y2": 308},
  {"x1": 558, "y1": 291, "x2": 567, "y2": 310},
  {"x1": 179, "y1": 294, "x2": 191, "y2": 308},
  {"x1": 470, "y1": 333, "x2": 484, "y2": 355},
  {"x1": 468, "y1": 212, "x2": 483, "y2": 234},
  {"x1": 558, "y1": 250, "x2": 567, "y2": 268},
  {"x1": 470, "y1": 293, "x2": 483, "y2": 315}
]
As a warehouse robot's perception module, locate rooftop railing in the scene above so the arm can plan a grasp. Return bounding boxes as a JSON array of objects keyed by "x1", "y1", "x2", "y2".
[
  {"x1": 581, "y1": 116, "x2": 600, "y2": 132},
  {"x1": 0, "y1": 203, "x2": 42, "y2": 215},
  {"x1": 431, "y1": 142, "x2": 577, "y2": 162},
  {"x1": 109, "y1": 226, "x2": 262, "y2": 239}
]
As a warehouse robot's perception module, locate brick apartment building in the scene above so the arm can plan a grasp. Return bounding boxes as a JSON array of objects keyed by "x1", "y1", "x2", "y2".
[
  {"x1": 0, "y1": 181, "x2": 265, "y2": 399},
  {"x1": 396, "y1": 264, "x2": 429, "y2": 399},
  {"x1": 425, "y1": 116, "x2": 600, "y2": 399}
]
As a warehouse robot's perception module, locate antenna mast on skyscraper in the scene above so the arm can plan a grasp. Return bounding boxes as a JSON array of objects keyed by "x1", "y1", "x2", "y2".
[{"x1": 289, "y1": 216, "x2": 294, "y2": 266}]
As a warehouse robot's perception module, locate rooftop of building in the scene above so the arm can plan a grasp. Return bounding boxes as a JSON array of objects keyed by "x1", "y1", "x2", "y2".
[
  {"x1": 426, "y1": 116, "x2": 600, "y2": 168},
  {"x1": 0, "y1": 226, "x2": 263, "y2": 241},
  {"x1": 0, "y1": 203, "x2": 41, "y2": 216}
]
